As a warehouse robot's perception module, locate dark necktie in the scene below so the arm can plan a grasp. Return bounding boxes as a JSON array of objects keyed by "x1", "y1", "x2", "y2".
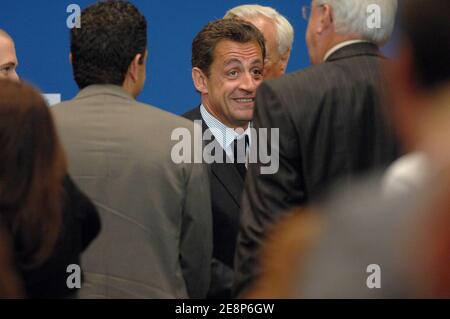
[{"x1": 233, "y1": 135, "x2": 249, "y2": 179}]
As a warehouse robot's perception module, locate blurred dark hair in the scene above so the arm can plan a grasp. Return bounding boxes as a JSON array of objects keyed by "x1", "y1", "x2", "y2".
[
  {"x1": 400, "y1": 0, "x2": 450, "y2": 89},
  {"x1": 70, "y1": 0, "x2": 147, "y2": 89},
  {"x1": 0, "y1": 218, "x2": 24, "y2": 298},
  {"x1": 192, "y1": 18, "x2": 266, "y2": 76},
  {"x1": 0, "y1": 80, "x2": 67, "y2": 268}
]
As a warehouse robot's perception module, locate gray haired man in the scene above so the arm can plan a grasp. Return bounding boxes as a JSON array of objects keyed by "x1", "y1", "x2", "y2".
[
  {"x1": 234, "y1": 0, "x2": 400, "y2": 296},
  {"x1": 225, "y1": 4, "x2": 294, "y2": 79}
]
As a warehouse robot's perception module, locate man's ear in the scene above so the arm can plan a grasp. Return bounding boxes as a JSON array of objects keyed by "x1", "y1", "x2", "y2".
[
  {"x1": 69, "y1": 53, "x2": 73, "y2": 65},
  {"x1": 192, "y1": 67, "x2": 208, "y2": 94},
  {"x1": 280, "y1": 49, "x2": 291, "y2": 72},
  {"x1": 128, "y1": 53, "x2": 142, "y2": 83},
  {"x1": 317, "y1": 4, "x2": 333, "y2": 34}
]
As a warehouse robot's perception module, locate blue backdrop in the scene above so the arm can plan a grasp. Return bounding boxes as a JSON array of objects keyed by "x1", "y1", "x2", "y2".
[{"x1": 0, "y1": 0, "x2": 397, "y2": 115}]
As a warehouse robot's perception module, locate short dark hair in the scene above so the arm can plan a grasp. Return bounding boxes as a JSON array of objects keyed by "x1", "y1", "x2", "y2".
[
  {"x1": 192, "y1": 19, "x2": 266, "y2": 76},
  {"x1": 70, "y1": 0, "x2": 147, "y2": 89},
  {"x1": 400, "y1": 0, "x2": 450, "y2": 90}
]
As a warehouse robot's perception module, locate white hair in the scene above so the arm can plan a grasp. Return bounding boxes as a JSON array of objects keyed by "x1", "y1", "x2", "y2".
[
  {"x1": 224, "y1": 4, "x2": 294, "y2": 55},
  {"x1": 315, "y1": 0, "x2": 398, "y2": 45}
]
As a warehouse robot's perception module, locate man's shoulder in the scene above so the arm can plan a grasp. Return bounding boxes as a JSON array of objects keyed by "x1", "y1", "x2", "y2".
[
  {"x1": 266, "y1": 61, "x2": 349, "y2": 90},
  {"x1": 182, "y1": 106, "x2": 201, "y2": 122},
  {"x1": 255, "y1": 64, "x2": 338, "y2": 113},
  {"x1": 256, "y1": 66, "x2": 324, "y2": 106},
  {"x1": 52, "y1": 96, "x2": 195, "y2": 130},
  {"x1": 271, "y1": 53, "x2": 380, "y2": 88},
  {"x1": 51, "y1": 99, "x2": 76, "y2": 112},
  {"x1": 133, "y1": 101, "x2": 196, "y2": 129},
  {"x1": 260, "y1": 56, "x2": 382, "y2": 112}
]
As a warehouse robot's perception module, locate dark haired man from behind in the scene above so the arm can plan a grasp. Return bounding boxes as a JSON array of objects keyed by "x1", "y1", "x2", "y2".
[{"x1": 52, "y1": 0, "x2": 212, "y2": 299}]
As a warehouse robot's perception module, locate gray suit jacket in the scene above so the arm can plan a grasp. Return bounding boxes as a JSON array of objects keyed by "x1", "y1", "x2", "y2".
[{"x1": 52, "y1": 85, "x2": 212, "y2": 299}]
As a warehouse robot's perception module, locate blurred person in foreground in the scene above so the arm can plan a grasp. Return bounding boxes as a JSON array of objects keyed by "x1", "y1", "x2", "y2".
[
  {"x1": 52, "y1": 0, "x2": 212, "y2": 298},
  {"x1": 234, "y1": 0, "x2": 400, "y2": 296},
  {"x1": 224, "y1": 4, "x2": 294, "y2": 79},
  {"x1": 0, "y1": 217, "x2": 24, "y2": 298},
  {"x1": 245, "y1": 0, "x2": 450, "y2": 299},
  {"x1": 0, "y1": 80, "x2": 100, "y2": 298}
]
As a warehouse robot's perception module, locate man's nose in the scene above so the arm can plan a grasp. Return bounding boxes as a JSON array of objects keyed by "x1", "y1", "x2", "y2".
[
  {"x1": 239, "y1": 72, "x2": 258, "y2": 92},
  {"x1": 9, "y1": 70, "x2": 19, "y2": 82}
]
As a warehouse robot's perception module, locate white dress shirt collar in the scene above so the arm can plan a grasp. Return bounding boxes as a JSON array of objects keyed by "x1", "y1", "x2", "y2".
[
  {"x1": 200, "y1": 104, "x2": 251, "y2": 157},
  {"x1": 323, "y1": 40, "x2": 371, "y2": 62}
]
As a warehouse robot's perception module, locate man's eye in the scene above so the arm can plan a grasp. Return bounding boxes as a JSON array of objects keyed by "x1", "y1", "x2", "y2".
[
  {"x1": 227, "y1": 70, "x2": 238, "y2": 77},
  {"x1": 252, "y1": 69, "x2": 263, "y2": 77}
]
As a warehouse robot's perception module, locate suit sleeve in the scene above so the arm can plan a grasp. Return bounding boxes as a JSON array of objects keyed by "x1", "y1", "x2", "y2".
[
  {"x1": 63, "y1": 175, "x2": 101, "y2": 251},
  {"x1": 180, "y1": 161, "x2": 213, "y2": 299},
  {"x1": 234, "y1": 81, "x2": 307, "y2": 296},
  {"x1": 78, "y1": 193, "x2": 101, "y2": 252}
]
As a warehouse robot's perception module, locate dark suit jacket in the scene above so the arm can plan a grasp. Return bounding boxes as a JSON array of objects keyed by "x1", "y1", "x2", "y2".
[
  {"x1": 183, "y1": 106, "x2": 244, "y2": 298},
  {"x1": 234, "y1": 43, "x2": 400, "y2": 296}
]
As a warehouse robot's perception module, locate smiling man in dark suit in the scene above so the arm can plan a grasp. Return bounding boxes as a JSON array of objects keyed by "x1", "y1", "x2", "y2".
[
  {"x1": 183, "y1": 18, "x2": 265, "y2": 299},
  {"x1": 234, "y1": 0, "x2": 401, "y2": 296}
]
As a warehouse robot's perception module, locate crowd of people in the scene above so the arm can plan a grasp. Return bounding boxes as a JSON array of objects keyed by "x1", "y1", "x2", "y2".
[{"x1": 0, "y1": 0, "x2": 448, "y2": 299}]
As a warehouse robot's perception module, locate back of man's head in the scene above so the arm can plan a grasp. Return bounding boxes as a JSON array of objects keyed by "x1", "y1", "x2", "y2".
[
  {"x1": 224, "y1": 5, "x2": 294, "y2": 57},
  {"x1": 70, "y1": 0, "x2": 147, "y2": 89},
  {"x1": 400, "y1": 0, "x2": 450, "y2": 90},
  {"x1": 316, "y1": 0, "x2": 398, "y2": 45}
]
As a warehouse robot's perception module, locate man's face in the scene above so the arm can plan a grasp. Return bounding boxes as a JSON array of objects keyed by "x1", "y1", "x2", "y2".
[
  {"x1": 306, "y1": 1, "x2": 324, "y2": 64},
  {"x1": 244, "y1": 15, "x2": 285, "y2": 79},
  {"x1": 203, "y1": 40, "x2": 264, "y2": 128},
  {"x1": 0, "y1": 34, "x2": 19, "y2": 81}
]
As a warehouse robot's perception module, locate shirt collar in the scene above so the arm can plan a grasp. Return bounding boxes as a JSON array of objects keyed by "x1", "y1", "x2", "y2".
[
  {"x1": 75, "y1": 84, "x2": 135, "y2": 101},
  {"x1": 323, "y1": 40, "x2": 371, "y2": 62},
  {"x1": 200, "y1": 104, "x2": 251, "y2": 153}
]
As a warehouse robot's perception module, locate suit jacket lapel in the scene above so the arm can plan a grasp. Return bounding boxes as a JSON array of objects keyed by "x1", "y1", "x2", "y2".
[
  {"x1": 210, "y1": 151, "x2": 244, "y2": 207},
  {"x1": 189, "y1": 106, "x2": 244, "y2": 207}
]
